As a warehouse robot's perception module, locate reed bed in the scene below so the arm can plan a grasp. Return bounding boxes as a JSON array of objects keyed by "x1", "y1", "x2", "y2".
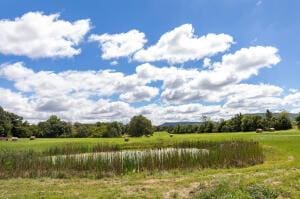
[
  {"x1": 43, "y1": 140, "x2": 223, "y2": 155},
  {"x1": 0, "y1": 140, "x2": 264, "y2": 178}
]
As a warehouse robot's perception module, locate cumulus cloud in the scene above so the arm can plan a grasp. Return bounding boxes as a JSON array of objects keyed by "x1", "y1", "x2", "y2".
[
  {"x1": 135, "y1": 46, "x2": 280, "y2": 104},
  {"x1": 138, "y1": 103, "x2": 222, "y2": 124},
  {"x1": 0, "y1": 88, "x2": 31, "y2": 113},
  {"x1": 89, "y1": 29, "x2": 147, "y2": 59},
  {"x1": 0, "y1": 57, "x2": 290, "y2": 125},
  {"x1": 134, "y1": 24, "x2": 234, "y2": 64},
  {"x1": 282, "y1": 92, "x2": 300, "y2": 113},
  {"x1": 0, "y1": 62, "x2": 157, "y2": 102},
  {"x1": 119, "y1": 86, "x2": 159, "y2": 103},
  {"x1": 0, "y1": 12, "x2": 91, "y2": 58},
  {"x1": 0, "y1": 22, "x2": 298, "y2": 124}
]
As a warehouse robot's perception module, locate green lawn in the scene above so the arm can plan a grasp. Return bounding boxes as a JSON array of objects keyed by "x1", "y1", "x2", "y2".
[{"x1": 0, "y1": 130, "x2": 300, "y2": 198}]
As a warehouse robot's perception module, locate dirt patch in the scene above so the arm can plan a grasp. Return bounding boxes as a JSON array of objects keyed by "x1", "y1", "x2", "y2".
[{"x1": 288, "y1": 156, "x2": 294, "y2": 162}]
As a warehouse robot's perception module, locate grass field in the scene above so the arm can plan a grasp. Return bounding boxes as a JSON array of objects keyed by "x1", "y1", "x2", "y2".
[{"x1": 0, "y1": 130, "x2": 300, "y2": 198}]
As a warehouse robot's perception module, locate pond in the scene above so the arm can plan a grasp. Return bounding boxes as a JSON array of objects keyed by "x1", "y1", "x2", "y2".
[
  {"x1": 51, "y1": 148, "x2": 210, "y2": 162},
  {"x1": 0, "y1": 140, "x2": 264, "y2": 178}
]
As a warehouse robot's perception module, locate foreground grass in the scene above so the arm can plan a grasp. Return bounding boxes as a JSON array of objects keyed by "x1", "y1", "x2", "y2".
[{"x1": 0, "y1": 130, "x2": 300, "y2": 198}]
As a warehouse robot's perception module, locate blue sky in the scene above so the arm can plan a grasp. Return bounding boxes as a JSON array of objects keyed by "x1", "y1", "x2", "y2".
[{"x1": 0, "y1": 0, "x2": 299, "y2": 124}]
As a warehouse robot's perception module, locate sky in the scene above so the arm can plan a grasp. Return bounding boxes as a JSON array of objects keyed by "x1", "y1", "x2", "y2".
[{"x1": 0, "y1": 0, "x2": 300, "y2": 125}]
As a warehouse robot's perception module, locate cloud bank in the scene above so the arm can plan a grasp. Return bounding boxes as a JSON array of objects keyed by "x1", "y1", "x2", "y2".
[{"x1": 0, "y1": 17, "x2": 298, "y2": 125}]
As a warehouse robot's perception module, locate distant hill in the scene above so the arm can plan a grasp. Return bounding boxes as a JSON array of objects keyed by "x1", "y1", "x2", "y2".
[{"x1": 159, "y1": 112, "x2": 298, "y2": 127}]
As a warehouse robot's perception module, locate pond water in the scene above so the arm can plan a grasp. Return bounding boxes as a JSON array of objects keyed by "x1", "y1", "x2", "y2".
[{"x1": 51, "y1": 148, "x2": 210, "y2": 162}]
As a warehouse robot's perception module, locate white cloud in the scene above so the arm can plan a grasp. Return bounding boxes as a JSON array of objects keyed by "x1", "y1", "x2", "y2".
[
  {"x1": 135, "y1": 46, "x2": 280, "y2": 104},
  {"x1": 0, "y1": 62, "x2": 157, "y2": 102},
  {"x1": 0, "y1": 12, "x2": 91, "y2": 58},
  {"x1": 0, "y1": 42, "x2": 285, "y2": 124},
  {"x1": 89, "y1": 29, "x2": 147, "y2": 59},
  {"x1": 119, "y1": 86, "x2": 159, "y2": 103},
  {"x1": 0, "y1": 88, "x2": 31, "y2": 113},
  {"x1": 138, "y1": 103, "x2": 222, "y2": 124},
  {"x1": 282, "y1": 92, "x2": 300, "y2": 113},
  {"x1": 222, "y1": 84, "x2": 284, "y2": 114},
  {"x1": 203, "y1": 58, "x2": 212, "y2": 68},
  {"x1": 256, "y1": 1, "x2": 263, "y2": 6},
  {"x1": 209, "y1": 46, "x2": 280, "y2": 82},
  {"x1": 110, "y1": 61, "x2": 118, "y2": 66},
  {"x1": 0, "y1": 21, "x2": 298, "y2": 124},
  {"x1": 134, "y1": 24, "x2": 234, "y2": 64}
]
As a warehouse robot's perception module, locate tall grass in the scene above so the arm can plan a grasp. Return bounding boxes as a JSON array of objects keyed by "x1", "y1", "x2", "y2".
[
  {"x1": 44, "y1": 143, "x2": 122, "y2": 155},
  {"x1": 0, "y1": 140, "x2": 264, "y2": 178}
]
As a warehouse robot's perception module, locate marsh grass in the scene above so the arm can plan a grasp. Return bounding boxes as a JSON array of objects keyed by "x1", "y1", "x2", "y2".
[
  {"x1": 44, "y1": 143, "x2": 122, "y2": 155},
  {"x1": 0, "y1": 140, "x2": 264, "y2": 178}
]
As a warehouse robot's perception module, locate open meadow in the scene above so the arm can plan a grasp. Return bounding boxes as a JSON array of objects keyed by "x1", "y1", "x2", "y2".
[
  {"x1": 0, "y1": 130, "x2": 299, "y2": 198},
  {"x1": 1, "y1": 1, "x2": 300, "y2": 199}
]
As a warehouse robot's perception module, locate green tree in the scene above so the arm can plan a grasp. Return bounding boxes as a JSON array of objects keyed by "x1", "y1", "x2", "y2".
[
  {"x1": 274, "y1": 112, "x2": 292, "y2": 130},
  {"x1": 38, "y1": 115, "x2": 72, "y2": 137},
  {"x1": 128, "y1": 115, "x2": 153, "y2": 137},
  {"x1": 201, "y1": 116, "x2": 214, "y2": 133},
  {"x1": 241, "y1": 115, "x2": 263, "y2": 131},
  {"x1": 265, "y1": 109, "x2": 273, "y2": 121},
  {"x1": 90, "y1": 122, "x2": 108, "y2": 137},
  {"x1": 265, "y1": 109, "x2": 275, "y2": 128},
  {"x1": 0, "y1": 106, "x2": 12, "y2": 136},
  {"x1": 295, "y1": 113, "x2": 300, "y2": 129},
  {"x1": 8, "y1": 112, "x2": 24, "y2": 137},
  {"x1": 103, "y1": 122, "x2": 123, "y2": 137},
  {"x1": 216, "y1": 119, "x2": 226, "y2": 132},
  {"x1": 228, "y1": 113, "x2": 243, "y2": 132},
  {"x1": 73, "y1": 123, "x2": 91, "y2": 137}
]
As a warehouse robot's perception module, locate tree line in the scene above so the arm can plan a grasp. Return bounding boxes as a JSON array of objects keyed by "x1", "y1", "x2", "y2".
[
  {"x1": 0, "y1": 107, "x2": 153, "y2": 138},
  {"x1": 159, "y1": 110, "x2": 296, "y2": 134},
  {"x1": 1, "y1": 106, "x2": 300, "y2": 138}
]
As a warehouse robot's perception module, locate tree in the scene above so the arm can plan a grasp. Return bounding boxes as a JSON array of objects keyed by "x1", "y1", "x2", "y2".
[
  {"x1": 128, "y1": 115, "x2": 153, "y2": 137},
  {"x1": 201, "y1": 116, "x2": 214, "y2": 133},
  {"x1": 26, "y1": 124, "x2": 40, "y2": 137},
  {"x1": 265, "y1": 109, "x2": 273, "y2": 121},
  {"x1": 8, "y1": 112, "x2": 24, "y2": 137},
  {"x1": 38, "y1": 115, "x2": 72, "y2": 137},
  {"x1": 274, "y1": 112, "x2": 292, "y2": 130},
  {"x1": 228, "y1": 113, "x2": 243, "y2": 132},
  {"x1": 295, "y1": 113, "x2": 300, "y2": 129},
  {"x1": 0, "y1": 106, "x2": 12, "y2": 136},
  {"x1": 265, "y1": 109, "x2": 275, "y2": 128},
  {"x1": 103, "y1": 122, "x2": 123, "y2": 137},
  {"x1": 90, "y1": 122, "x2": 108, "y2": 137},
  {"x1": 73, "y1": 123, "x2": 91, "y2": 137}
]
